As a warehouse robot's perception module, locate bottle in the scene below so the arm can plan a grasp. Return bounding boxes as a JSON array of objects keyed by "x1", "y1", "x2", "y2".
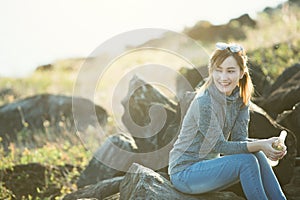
[{"x1": 268, "y1": 130, "x2": 287, "y2": 167}]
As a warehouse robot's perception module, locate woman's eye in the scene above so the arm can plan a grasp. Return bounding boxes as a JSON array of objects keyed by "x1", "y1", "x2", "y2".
[{"x1": 228, "y1": 70, "x2": 235, "y2": 73}]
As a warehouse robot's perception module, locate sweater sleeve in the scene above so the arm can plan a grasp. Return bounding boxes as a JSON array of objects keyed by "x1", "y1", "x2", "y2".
[
  {"x1": 231, "y1": 104, "x2": 256, "y2": 142},
  {"x1": 196, "y1": 101, "x2": 249, "y2": 157}
]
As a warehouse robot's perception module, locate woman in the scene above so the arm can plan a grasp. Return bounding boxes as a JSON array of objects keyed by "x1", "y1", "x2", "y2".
[{"x1": 168, "y1": 42, "x2": 287, "y2": 199}]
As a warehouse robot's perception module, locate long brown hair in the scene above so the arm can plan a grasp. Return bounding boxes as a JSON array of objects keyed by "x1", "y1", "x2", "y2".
[{"x1": 198, "y1": 45, "x2": 253, "y2": 106}]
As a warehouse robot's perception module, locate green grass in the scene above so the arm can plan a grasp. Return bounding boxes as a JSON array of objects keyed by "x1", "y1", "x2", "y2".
[
  {"x1": 0, "y1": 139, "x2": 92, "y2": 199},
  {"x1": 247, "y1": 39, "x2": 300, "y2": 82}
]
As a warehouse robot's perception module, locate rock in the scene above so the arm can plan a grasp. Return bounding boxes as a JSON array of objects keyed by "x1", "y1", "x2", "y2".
[
  {"x1": 121, "y1": 75, "x2": 179, "y2": 153},
  {"x1": 249, "y1": 103, "x2": 297, "y2": 185},
  {"x1": 76, "y1": 134, "x2": 138, "y2": 188},
  {"x1": 247, "y1": 61, "x2": 271, "y2": 98},
  {"x1": 260, "y1": 70, "x2": 300, "y2": 117},
  {"x1": 176, "y1": 66, "x2": 207, "y2": 100},
  {"x1": 266, "y1": 63, "x2": 300, "y2": 95},
  {"x1": 283, "y1": 166, "x2": 300, "y2": 200},
  {"x1": 63, "y1": 176, "x2": 123, "y2": 200},
  {"x1": 121, "y1": 75, "x2": 187, "y2": 172},
  {"x1": 103, "y1": 193, "x2": 120, "y2": 200},
  {"x1": 0, "y1": 94, "x2": 107, "y2": 149},
  {"x1": 119, "y1": 163, "x2": 244, "y2": 200},
  {"x1": 277, "y1": 102, "x2": 300, "y2": 156}
]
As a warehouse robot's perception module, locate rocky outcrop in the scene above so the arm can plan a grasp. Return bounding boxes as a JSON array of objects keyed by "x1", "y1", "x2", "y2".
[
  {"x1": 249, "y1": 103, "x2": 297, "y2": 185},
  {"x1": 277, "y1": 102, "x2": 300, "y2": 156},
  {"x1": 247, "y1": 61, "x2": 272, "y2": 97},
  {"x1": 176, "y1": 66, "x2": 207, "y2": 99},
  {"x1": 266, "y1": 63, "x2": 300, "y2": 95},
  {"x1": 76, "y1": 134, "x2": 138, "y2": 188},
  {"x1": 283, "y1": 166, "x2": 300, "y2": 200},
  {"x1": 260, "y1": 70, "x2": 300, "y2": 118},
  {"x1": 119, "y1": 163, "x2": 244, "y2": 200},
  {"x1": 64, "y1": 176, "x2": 124, "y2": 200},
  {"x1": 121, "y1": 75, "x2": 180, "y2": 154},
  {"x1": 0, "y1": 94, "x2": 108, "y2": 149},
  {"x1": 71, "y1": 74, "x2": 298, "y2": 199}
]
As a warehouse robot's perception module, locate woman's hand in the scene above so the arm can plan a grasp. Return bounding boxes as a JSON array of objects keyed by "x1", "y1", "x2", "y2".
[
  {"x1": 261, "y1": 137, "x2": 287, "y2": 161},
  {"x1": 247, "y1": 137, "x2": 287, "y2": 161}
]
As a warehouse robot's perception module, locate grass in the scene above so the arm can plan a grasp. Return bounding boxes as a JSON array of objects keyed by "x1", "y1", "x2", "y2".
[{"x1": 0, "y1": 138, "x2": 92, "y2": 199}]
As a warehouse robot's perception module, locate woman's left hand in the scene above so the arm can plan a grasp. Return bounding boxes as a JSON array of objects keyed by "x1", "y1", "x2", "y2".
[{"x1": 276, "y1": 145, "x2": 287, "y2": 160}]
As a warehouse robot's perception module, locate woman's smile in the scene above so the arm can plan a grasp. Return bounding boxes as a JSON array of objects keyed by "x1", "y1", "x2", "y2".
[{"x1": 212, "y1": 56, "x2": 243, "y2": 96}]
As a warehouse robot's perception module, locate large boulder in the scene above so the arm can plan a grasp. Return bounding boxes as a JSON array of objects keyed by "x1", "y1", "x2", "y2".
[
  {"x1": 247, "y1": 61, "x2": 272, "y2": 98},
  {"x1": 283, "y1": 166, "x2": 300, "y2": 199},
  {"x1": 119, "y1": 163, "x2": 244, "y2": 200},
  {"x1": 64, "y1": 176, "x2": 123, "y2": 200},
  {"x1": 175, "y1": 66, "x2": 207, "y2": 100},
  {"x1": 121, "y1": 75, "x2": 182, "y2": 172},
  {"x1": 260, "y1": 70, "x2": 300, "y2": 118},
  {"x1": 277, "y1": 102, "x2": 300, "y2": 156},
  {"x1": 266, "y1": 63, "x2": 300, "y2": 95},
  {"x1": 121, "y1": 75, "x2": 180, "y2": 153},
  {"x1": 0, "y1": 94, "x2": 107, "y2": 149},
  {"x1": 76, "y1": 134, "x2": 138, "y2": 188},
  {"x1": 249, "y1": 103, "x2": 297, "y2": 185}
]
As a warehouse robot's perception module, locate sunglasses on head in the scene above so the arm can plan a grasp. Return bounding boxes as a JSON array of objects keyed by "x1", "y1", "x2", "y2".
[{"x1": 216, "y1": 42, "x2": 244, "y2": 53}]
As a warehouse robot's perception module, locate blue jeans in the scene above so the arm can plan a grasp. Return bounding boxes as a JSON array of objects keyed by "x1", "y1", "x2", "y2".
[{"x1": 170, "y1": 152, "x2": 286, "y2": 200}]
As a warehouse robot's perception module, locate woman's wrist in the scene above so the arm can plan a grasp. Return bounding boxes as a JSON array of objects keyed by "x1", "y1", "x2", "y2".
[{"x1": 247, "y1": 139, "x2": 265, "y2": 152}]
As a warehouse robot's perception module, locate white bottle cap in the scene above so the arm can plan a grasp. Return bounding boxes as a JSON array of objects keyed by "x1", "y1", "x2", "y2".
[{"x1": 279, "y1": 130, "x2": 287, "y2": 142}]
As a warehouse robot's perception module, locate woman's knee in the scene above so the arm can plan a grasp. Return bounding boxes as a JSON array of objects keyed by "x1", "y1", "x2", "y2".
[
  {"x1": 253, "y1": 151, "x2": 270, "y2": 166},
  {"x1": 254, "y1": 151, "x2": 267, "y2": 160},
  {"x1": 239, "y1": 153, "x2": 259, "y2": 166}
]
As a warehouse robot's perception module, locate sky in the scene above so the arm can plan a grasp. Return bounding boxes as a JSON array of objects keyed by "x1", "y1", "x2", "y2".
[{"x1": 0, "y1": 0, "x2": 287, "y2": 77}]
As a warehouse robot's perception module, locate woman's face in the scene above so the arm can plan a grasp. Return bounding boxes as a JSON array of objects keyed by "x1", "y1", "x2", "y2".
[{"x1": 212, "y1": 56, "x2": 244, "y2": 96}]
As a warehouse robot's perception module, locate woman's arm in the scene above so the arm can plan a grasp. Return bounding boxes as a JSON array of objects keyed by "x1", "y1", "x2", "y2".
[
  {"x1": 231, "y1": 104, "x2": 257, "y2": 142},
  {"x1": 196, "y1": 102, "x2": 286, "y2": 160},
  {"x1": 247, "y1": 138, "x2": 286, "y2": 161}
]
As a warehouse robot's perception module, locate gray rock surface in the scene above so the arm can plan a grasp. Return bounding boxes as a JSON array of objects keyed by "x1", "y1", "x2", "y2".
[
  {"x1": 249, "y1": 103, "x2": 297, "y2": 185},
  {"x1": 0, "y1": 94, "x2": 107, "y2": 149},
  {"x1": 260, "y1": 70, "x2": 300, "y2": 118},
  {"x1": 64, "y1": 176, "x2": 123, "y2": 200},
  {"x1": 119, "y1": 163, "x2": 244, "y2": 200},
  {"x1": 77, "y1": 134, "x2": 138, "y2": 188},
  {"x1": 277, "y1": 102, "x2": 300, "y2": 156}
]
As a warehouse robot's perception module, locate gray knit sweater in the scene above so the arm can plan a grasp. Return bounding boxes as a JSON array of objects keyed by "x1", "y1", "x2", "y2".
[{"x1": 168, "y1": 83, "x2": 251, "y2": 175}]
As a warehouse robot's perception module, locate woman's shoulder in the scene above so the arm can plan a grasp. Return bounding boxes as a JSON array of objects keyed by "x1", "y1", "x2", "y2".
[{"x1": 194, "y1": 90, "x2": 211, "y2": 105}]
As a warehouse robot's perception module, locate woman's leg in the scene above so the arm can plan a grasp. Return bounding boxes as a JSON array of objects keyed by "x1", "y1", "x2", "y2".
[
  {"x1": 254, "y1": 151, "x2": 286, "y2": 200},
  {"x1": 171, "y1": 153, "x2": 268, "y2": 199}
]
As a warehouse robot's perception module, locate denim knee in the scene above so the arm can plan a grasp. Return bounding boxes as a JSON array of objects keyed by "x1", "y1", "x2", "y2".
[
  {"x1": 254, "y1": 151, "x2": 268, "y2": 161},
  {"x1": 243, "y1": 153, "x2": 258, "y2": 163},
  {"x1": 239, "y1": 154, "x2": 259, "y2": 169},
  {"x1": 170, "y1": 170, "x2": 193, "y2": 194}
]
